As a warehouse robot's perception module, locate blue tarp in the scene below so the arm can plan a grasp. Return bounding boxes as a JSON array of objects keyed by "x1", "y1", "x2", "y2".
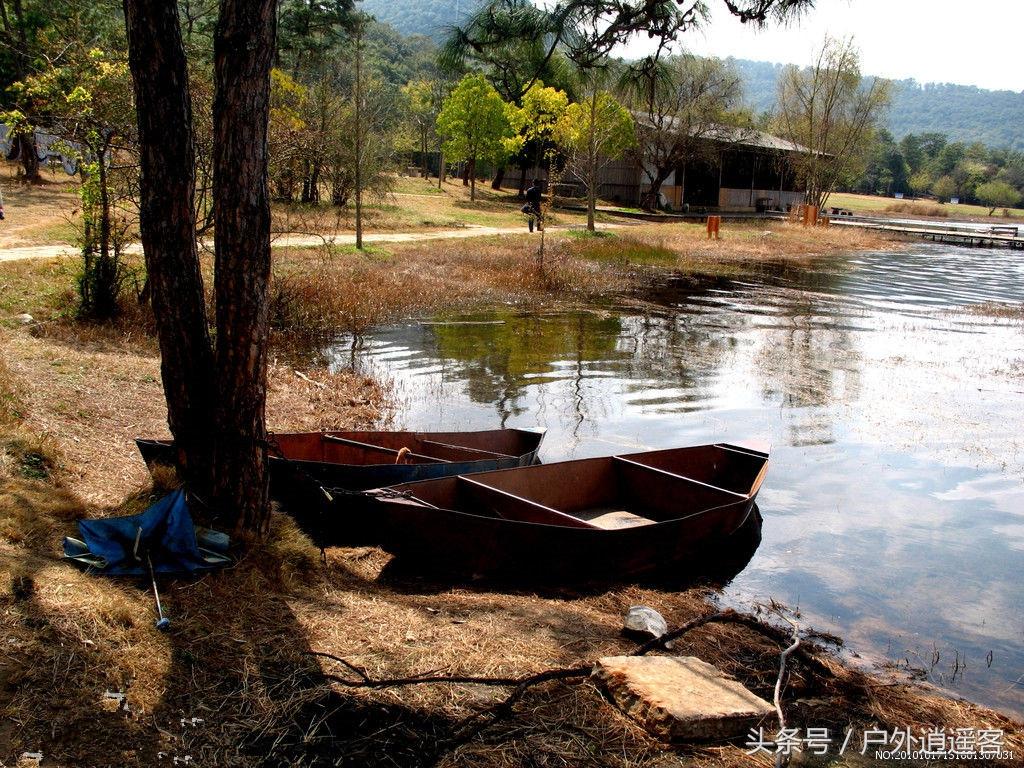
[{"x1": 63, "y1": 489, "x2": 225, "y2": 576}]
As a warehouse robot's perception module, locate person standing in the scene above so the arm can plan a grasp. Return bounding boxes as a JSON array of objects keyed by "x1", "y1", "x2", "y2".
[{"x1": 524, "y1": 178, "x2": 543, "y2": 232}]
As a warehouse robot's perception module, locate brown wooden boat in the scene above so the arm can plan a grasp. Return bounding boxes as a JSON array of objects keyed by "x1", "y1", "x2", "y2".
[
  {"x1": 359, "y1": 443, "x2": 769, "y2": 580},
  {"x1": 137, "y1": 429, "x2": 545, "y2": 543}
]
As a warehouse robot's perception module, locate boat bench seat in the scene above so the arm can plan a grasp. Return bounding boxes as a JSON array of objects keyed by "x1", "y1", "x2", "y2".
[{"x1": 579, "y1": 509, "x2": 655, "y2": 530}]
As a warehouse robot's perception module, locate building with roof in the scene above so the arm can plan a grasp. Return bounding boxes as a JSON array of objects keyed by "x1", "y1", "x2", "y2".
[{"x1": 504, "y1": 123, "x2": 813, "y2": 212}]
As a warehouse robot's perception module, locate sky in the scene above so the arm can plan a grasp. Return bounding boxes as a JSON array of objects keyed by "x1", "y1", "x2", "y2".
[{"x1": 619, "y1": 0, "x2": 1024, "y2": 92}]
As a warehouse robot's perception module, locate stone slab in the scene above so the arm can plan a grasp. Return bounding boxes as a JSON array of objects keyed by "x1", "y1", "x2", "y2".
[{"x1": 592, "y1": 655, "x2": 775, "y2": 742}]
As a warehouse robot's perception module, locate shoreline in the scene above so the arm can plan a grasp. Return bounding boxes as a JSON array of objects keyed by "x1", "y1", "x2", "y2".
[{"x1": 1, "y1": 225, "x2": 1021, "y2": 765}]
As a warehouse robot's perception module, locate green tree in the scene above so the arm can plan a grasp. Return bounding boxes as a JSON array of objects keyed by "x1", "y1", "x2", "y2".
[
  {"x1": 554, "y1": 85, "x2": 634, "y2": 230},
  {"x1": 402, "y1": 78, "x2": 442, "y2": 177},
  {"x1": 267, "y1": 68, "x2": 309, "y2": 202},
  {"x1": 3, "y1": 47, "x2": 137, "y2": 318},
  {"x1": 932, "y1": 175, "x2": 956, "y2": 202},
  {"x1": 975, "y1": 180, "x2": 1021, "y2": 215},
  {"x1": 909, "y1": 170, "x2": 932, "y2": 197},
  {"x1": 507, "y1": 82, "x2": 570, "y2": 176},
  {"x1": 0, "y1": 0, "x2": 125, "y2": 180},
  {"x1": 775, "y1": 36, "x2": 892, "y2": 209},
  {"x1": 436, "y1": 73, "x2": 515, "y2": 200}
]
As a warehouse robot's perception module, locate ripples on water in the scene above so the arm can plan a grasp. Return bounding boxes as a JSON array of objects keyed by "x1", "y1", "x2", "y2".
[{"x1": 328, "y1": 244, "x2": 1024, "y2": 716}]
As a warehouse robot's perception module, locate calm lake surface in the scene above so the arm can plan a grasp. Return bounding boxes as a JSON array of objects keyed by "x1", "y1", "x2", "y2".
[{"x1": 328, "y1": 243, "x2": 1024, "y2": 716}]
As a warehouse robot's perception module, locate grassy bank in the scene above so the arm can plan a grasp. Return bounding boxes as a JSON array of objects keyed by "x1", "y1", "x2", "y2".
[
  {"x1": 1, "y1": 337, "x2": 1021, "y2": 766},
  {"x1": 825, "y1": 191, "x2": 1024, "y2": 221},
  {"x1": 267, "y1": 221, "x2": 900, "y2": 338},
  {"x1": 2, "y1": 219, "x2": 1021, "y2": 765},
  {"x1": 1, "y1": 164, "x2": 592, "y2": 249}
]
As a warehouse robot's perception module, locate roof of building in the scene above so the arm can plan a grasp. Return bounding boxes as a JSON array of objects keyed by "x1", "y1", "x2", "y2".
[{"x1": 632, "y1": 114, "x2": 818, "y2": 155}]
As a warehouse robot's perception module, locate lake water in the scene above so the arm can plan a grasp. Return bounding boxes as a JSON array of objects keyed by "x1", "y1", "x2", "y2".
[{"x1": 327, "y1": 244, "x2": 1024, "y2": 717}]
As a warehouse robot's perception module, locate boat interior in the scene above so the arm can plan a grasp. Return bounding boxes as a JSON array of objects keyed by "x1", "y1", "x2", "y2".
[
  {"x1": 269, "y1": 429, "x2": 544, "y2": 466},
  {"x1": 392, "y1": 444, "x2": 769, "y2": 530}
]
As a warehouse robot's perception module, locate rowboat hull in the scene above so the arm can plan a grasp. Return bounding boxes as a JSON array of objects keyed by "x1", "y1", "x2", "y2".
[
  {"x1": 136, "y1": 428, "x2": 545, "y2": 543},
  {"x1": 362, "y1": 443, "x2": 769, "y2": 581}
]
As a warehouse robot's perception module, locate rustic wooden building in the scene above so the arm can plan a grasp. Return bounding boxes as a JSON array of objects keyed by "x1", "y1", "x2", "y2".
[{"x1": 505, "y1": 124, "x2": 812, "y2": 212}]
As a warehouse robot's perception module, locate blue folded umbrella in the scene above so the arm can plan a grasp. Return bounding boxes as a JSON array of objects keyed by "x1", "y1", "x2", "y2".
[{"x1": 63, "y1": 489, "x2": 230, "y2": 576}]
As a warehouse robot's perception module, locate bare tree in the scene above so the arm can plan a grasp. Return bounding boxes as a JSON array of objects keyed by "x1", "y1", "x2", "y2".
[
  {"x1": 623, "y1": 54, "x2": 744, "y2": 209},
  {"x1": 775, "y1": 36, "x2": 892, "y2": 210}
]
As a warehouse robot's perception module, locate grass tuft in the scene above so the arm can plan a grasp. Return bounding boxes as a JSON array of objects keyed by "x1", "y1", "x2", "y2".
[{"x1": 885, "y1": 201, "x2": 949, "y2": 217}]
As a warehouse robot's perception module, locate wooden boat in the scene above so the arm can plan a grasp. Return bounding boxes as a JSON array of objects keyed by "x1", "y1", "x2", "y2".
[
  {"x1": 360, "y1": 443, "x2": 769, "y2": 580},
  {"x1": 136, "y1": 429, "x2": 545, "y2": 543},
  {"x1": 137, "y1": 428, "x2": 544, "y2": 487}
]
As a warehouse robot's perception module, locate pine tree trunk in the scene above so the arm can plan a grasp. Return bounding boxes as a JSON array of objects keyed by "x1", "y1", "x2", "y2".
[
  {"x1": 211, "y1": 0, "x2": 276, "y2": 532},
  {"x1": 123, "y1": 0, "x2": 216, "y2": 493},
  {"x1": 353, "y1": 18, "x2": 363, "y2": 250},
  {"x1": 586, "y1": 89, "x2": 597, "y2": 231}
]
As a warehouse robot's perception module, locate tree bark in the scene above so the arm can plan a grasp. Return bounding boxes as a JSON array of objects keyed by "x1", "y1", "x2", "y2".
[
  {"x1": 211, "y1": 0, "x2": 277, "y2": 532},
  {"x1": 123, "y1": 0, "x2": 216, "y2": 493},
  {"x1": 437, "y1": 141, "x2": 445, "y2": 189},
  {"x1": 491, "y1": 166, "x2": 504, "y2": 190},
  {"x1": 643, "y1": 167, "x2": 674, "y2": 210},
  {"x1": 353, "y1": 16, "x2": 363, "y2": 250},
  {"x1": 16, "y1": 132, "x2": 40, "y2": 182},
  {"x1": 469, "y1": 157, "x2": 476, "y2": 200}
]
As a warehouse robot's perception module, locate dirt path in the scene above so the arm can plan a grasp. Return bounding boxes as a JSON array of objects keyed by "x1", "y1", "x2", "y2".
[{"x1": 0, "y1": 222, "x2": 624, "y2": 262}]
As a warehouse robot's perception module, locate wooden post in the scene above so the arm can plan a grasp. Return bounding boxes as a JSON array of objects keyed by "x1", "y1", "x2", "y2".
[{"x1": 706, "y1": 215, "x2": 721, "y2": 239}]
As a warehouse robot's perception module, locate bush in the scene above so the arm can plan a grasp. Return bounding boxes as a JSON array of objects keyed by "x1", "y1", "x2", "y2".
[{"x1": 884, "y1": 202, "x2": 948, "y2": 217}]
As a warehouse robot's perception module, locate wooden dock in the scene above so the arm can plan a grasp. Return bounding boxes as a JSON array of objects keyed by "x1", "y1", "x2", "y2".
[{"x1": 829, "y1": 219, "x2": 1024, "y2": 249}]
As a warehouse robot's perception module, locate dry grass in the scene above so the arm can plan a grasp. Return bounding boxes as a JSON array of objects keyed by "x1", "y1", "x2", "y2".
[
  {"x1": 2, "y1": 493, "x2": 1021, "y2": 766},
  {"x1": 0, "y1": 166, "x2": 81, "y2": 249},
  {"x1": 826, "y1": 191, "x2": 1024, "y2": 221},
  {"x1": 270, "y1": 236, "x2": 622, "y2": 337},
  {"x1": 885, "y1": 201, "x2": 949, "y2": 217},
  {"x1": 0, "y1": 328, "x2": 386, "y2": 506},
  {"x1": 565, "y1": 221, "x2": 900, "y2": 275},
  {"x1": 266, "y1": 221, "x2": 893, "y2": 338},
  {"x1": 270, "y1": 176, "x2": 588, "y2": 237},
  {"x1": 959, "y1": 302, "x2": 1024, "y2": 320}
]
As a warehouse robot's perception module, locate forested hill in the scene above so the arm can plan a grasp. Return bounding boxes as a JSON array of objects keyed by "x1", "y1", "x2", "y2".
[
  {"x1": 362, "y1": 4, "x2": 1024, "y2": 151},
  {"x1": 360, "y1": 0, "x2": 480, "y2": 41},
  {"x1": 728, "y1": 58, "x2": 1024, "y2": 150}
]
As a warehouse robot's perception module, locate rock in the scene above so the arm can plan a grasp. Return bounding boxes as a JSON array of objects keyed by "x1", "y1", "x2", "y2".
[
  {"x1": 592, "y1": 656, "x2": 775, "y2": 742},
  {"x1": 622, "y1": 605, "x2": 668, "y2": 641},
  {"x1": 16, "y1": 313, "x2": 34, "y2": 324}
]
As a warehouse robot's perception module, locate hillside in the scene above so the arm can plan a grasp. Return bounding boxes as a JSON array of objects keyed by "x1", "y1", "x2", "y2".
[
  {"x1": 728, "y1": 58, "x2": 1024, "y2": 150},
  {"x1": 358, "y1": 4, "x2": 1024, "y2": 151},
  {"x1": 360, "y1": 0, "x2": 479, "y2": 40}
]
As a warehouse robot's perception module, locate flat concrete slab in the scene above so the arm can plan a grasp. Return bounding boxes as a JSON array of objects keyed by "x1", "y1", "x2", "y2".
[{"x1": 592, "y1": 655, "x2": 775, "y2": 742}]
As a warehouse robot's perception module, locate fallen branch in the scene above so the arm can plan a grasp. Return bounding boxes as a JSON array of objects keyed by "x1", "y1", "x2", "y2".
[
  {"x1": 310, "y1": 649, "x2": 589, "y2": 691},
  {"x1": 310, "y1": 651, "x2": 591, "y2": 759},
  {"x1": 773, "y1": 614, "x2": 801, "y2": 768},
  {"x1": 293, "y1": 370, "x2": 327, "y2": 389},
  {"x1": 308, "y1": 607, "x2": 829, "y2": 759}
]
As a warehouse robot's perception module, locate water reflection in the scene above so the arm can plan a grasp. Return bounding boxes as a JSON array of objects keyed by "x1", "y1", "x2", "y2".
[{"x1": 328, "y1": 244, "x2": 1024, "y2": 716}]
